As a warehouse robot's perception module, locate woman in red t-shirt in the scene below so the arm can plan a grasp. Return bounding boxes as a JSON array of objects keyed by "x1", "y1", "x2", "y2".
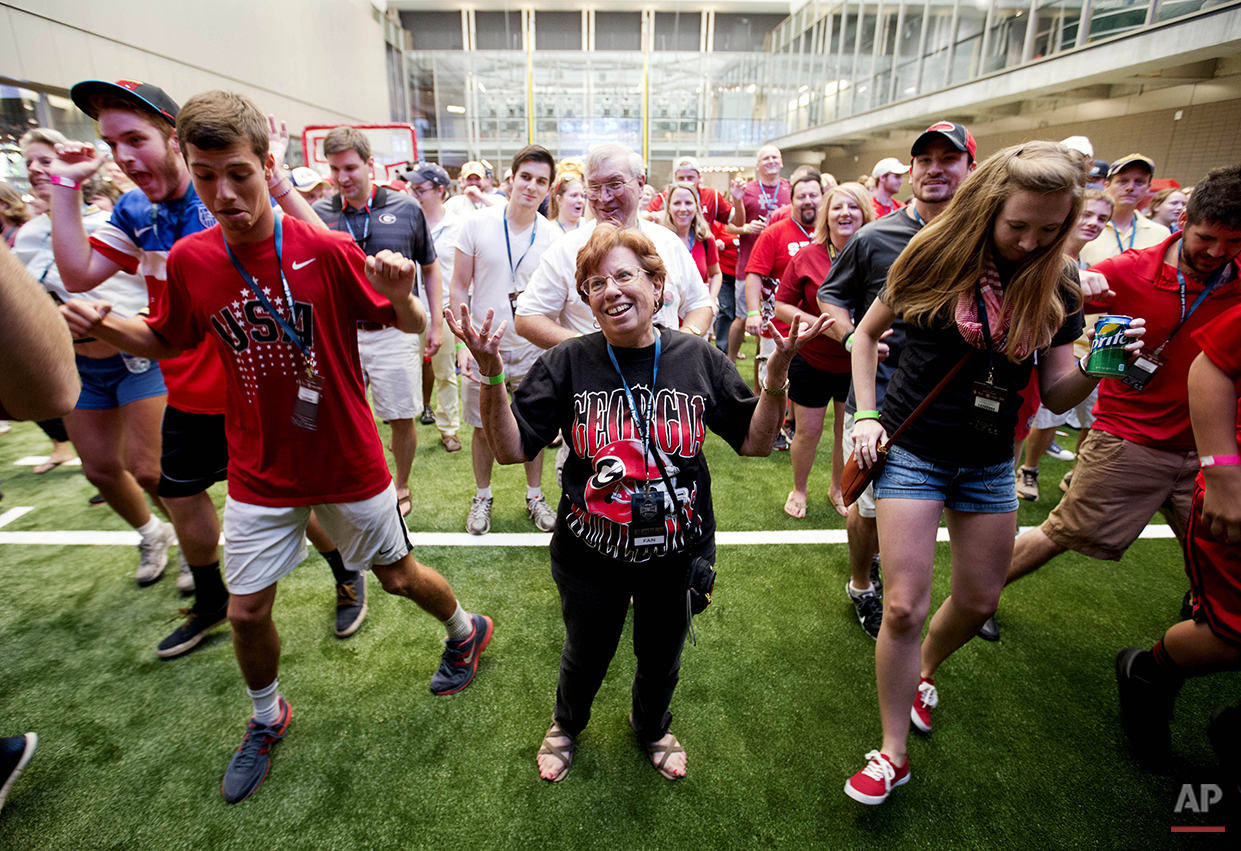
[
  {"x1": 661, "y1": 182, "x2": 722, "y2": 306},
  {"x1": 775, "y1": 182, "x2": 874, "y2": 518}
]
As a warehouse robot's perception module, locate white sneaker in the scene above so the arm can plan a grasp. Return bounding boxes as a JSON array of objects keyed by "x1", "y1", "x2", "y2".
[
  {"x1": 175, "y1": 549, "x2": 196, "y2": 594},
  {"x1": 136, "y1": 522, "x2": 176, "y2": 586},
  {"x1": 526, "y1": 494, "x2": 556, "y2": 532},
  {"x1": 1045, "y1": 440, "x2": 1076, "y2": 462},
  {"x1": 466, "y1": 496, "x2": 493, "y2": 536}
]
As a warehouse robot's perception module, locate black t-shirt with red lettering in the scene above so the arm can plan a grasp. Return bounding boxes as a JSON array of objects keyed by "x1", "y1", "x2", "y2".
[{"x1": 511, "y1": 328, "x2": 756, "y2": 562}]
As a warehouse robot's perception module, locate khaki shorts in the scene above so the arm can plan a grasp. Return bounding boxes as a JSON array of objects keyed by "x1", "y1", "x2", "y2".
[
  {"x1": 1041, "y1": 429, "x2": 1198, "y2": 560},
  {"x1": 359, "y1": 326, "x2": 420, "y2": 420},
  {"x1": 462, "y1": 340, "x2": 542, "y2": 429},
  {"x1": 841, "y1": 412, "x2": 876, "y2": 519}
]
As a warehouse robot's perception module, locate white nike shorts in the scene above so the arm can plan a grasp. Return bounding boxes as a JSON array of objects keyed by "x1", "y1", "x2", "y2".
[{"x1": 223, "y1": 482, "x2": 413, "y2": 596}]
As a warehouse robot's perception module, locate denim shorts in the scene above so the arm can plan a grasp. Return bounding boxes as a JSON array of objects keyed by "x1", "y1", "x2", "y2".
[
  {"x1": 75, "y1": 353, "x2": 166, "y2": 410},
  {"x1": 874, "y1": 445, "x2": 1019, "y2": 513}
]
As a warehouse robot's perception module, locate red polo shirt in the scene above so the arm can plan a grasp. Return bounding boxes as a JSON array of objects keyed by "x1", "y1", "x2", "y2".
[{"x1": 1086, "y1": 232, "x2": 1241, "y2": 451}]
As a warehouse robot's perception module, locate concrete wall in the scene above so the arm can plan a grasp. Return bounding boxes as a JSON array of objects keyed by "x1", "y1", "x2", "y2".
[
  {"x1": 818, "y1": 98, "x2": 1241, "y2": 191},
  {"x1": 0, "y1": 0, "x2": 392, "y2": 130}
]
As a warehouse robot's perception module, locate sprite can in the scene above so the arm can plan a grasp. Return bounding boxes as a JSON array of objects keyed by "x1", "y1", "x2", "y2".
[{"x1": 1085, "y1": 315, "x2": 1132, "y2": 377}]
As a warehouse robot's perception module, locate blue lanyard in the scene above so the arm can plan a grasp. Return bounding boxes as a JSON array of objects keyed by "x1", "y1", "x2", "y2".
[
  {"x1": 606, "y1": 333, "x2": 661, "y2": 490},
  {"x1": 503, "y1": 208, "x2": 538, "y2": 287},
  {"x1": 1163, "y1": 242, "x2": 1233, "y2": 352},
  {"x1": 910, "y1": 205, "x2": 926, "y2": 227},
  {"x1": 1113, "y1": 220, "x2": 1137, "y2": 254},
  {"x1": 792, "y1": 218, "x2": 812, "y2": 241},
  {"x1": 338, "y1": 206, "x2": 370, "y2": 248},
  {"x1": 757, "y1": 180, "x2": 780, "y2": 212},
  {"x1": 222, "y1": 216, "x2": 311, "y2": 363}
]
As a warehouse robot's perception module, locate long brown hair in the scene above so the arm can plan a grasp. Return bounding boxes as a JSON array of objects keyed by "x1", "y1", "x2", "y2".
[
  {"x1": 659, "y1": 182, "x2": 711, "y2": 242},
  {"x1": 885, "y1": 141, "x2": 1086, "y2": 361}
]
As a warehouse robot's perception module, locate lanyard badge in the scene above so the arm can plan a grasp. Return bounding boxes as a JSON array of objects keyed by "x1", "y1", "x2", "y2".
[
  {"x1": 223, "y1": 218, "x2": 323, "y2": 430},
  {"x1": 606, "y1": 335, "x2": 669, "y2": 547},
  {"x1": 504, "y1": 208, "x2": 538, "y2": 315},
  {"x1": 970, "y1": 283, "x2": 1008, "y2": 435}
]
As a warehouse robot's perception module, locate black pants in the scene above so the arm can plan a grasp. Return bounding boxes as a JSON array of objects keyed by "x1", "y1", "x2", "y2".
[
  {"x1": 38, "y1": 418, "x2": 69, "y2": 443},
  {"x1": 549, "y1": 529, "x2": 713, "y2": 742},
  {"x1": 714, "y1": 274, "x2": 737, "y2": 353}
]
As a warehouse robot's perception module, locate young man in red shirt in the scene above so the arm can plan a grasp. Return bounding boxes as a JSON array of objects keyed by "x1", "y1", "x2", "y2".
[
  {"x1": 996, "y1": 164, "x2": 1241, "y2": 633},
  {"x1": 644, "y1": 156, "x2": 733, "y2": 226},
  {"x1": 869, "y1": 158, "x2": 908, "y2": 218},
  {"x1": 61, "y1": 90, "x2": 492, "y2": 804}
]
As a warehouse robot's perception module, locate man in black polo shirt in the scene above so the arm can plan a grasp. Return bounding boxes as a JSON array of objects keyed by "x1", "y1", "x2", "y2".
[
  {"x1": 817, "y1": 121, "x2": 977, "y2": 640},
  {"x1": 313, "y1": 127, "x2": 442, "y2": 520}
]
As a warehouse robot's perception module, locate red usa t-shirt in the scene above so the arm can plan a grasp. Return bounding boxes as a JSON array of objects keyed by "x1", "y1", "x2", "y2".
[
  {"x1": 148, "y1": 217, "x2": 396, "y2": 506},
  {"x1": 1086, "y1": 233, "x2": 1241, "y2": 451},
  {"x1": 774, "y1": 243, "x2": 850, "y2": 373},
  {"x1": 1192, "y1": 302, "x2": 1241, "y2": 435}
]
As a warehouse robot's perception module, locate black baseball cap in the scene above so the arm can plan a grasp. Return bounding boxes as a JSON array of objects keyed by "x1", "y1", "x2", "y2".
[
  {"x1": 1089, "y1": 160, "x2": 1109, "y2": 180},
  {"x1": 408, "y1": 162, "x2": 450, "y2": 188},
  {"x1": 911, "y1": 121, "x2": 978, "y2": 161},
  {"x1": 70, "y1": 79, "x2": 179, "y2": 127}
]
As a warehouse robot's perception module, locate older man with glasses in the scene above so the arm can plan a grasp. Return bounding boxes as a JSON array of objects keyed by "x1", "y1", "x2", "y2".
[{"x1": 513, "y1": 142, "x2": 714, "y2": 349}]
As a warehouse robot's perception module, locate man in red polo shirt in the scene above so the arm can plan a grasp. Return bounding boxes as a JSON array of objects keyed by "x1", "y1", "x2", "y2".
[{"x1": 993, "y1": 164, "x2": 1241, "y2": 637}]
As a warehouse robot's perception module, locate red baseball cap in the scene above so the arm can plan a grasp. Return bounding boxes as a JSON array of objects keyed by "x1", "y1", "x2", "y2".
[{"x1": 911, "y1": 121, "x2": 977, "y2": 162}]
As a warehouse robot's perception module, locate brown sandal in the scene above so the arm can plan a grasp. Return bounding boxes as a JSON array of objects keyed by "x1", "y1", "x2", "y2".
[
  {"x1": 630, "y1": 713, "x2": 686, "y2": 780},
  {"x1": 537, "y1": 722, "x2": 574, "y2": 782}
]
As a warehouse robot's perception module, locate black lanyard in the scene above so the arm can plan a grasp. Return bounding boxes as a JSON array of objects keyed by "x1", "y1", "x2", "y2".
[
  {"x1": 606, "y1": 334, "x2": 661, "y2": 494},
  {"x1": 150, "y1": 198, "x2": 187, "y2": 246},
  {"x1": 503, "y1": 207, "x2": 538, "y2": 288},
  {"x1": 223, "y1": 216, "x2": 312, "y2": 366},
  {"x1": 976, "y1": 282, "x2": 997, "y2": 381},
  {"x1": 1161, "y1": 242, "x2": 1233, "y2": 353}
]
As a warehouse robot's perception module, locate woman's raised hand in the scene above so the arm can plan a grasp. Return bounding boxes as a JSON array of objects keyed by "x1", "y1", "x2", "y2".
[
  {"x1": 768, "y1": 313, "x2": 833, "y2": 362},
  {"x1": 445, "y1": 304, "x2": 506, "y2": 380}
]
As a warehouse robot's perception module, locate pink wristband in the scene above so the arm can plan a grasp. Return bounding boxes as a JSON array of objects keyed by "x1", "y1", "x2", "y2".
[
  {"x1": 1200, "y1": 454, "x2": 1241, "y2": 468},
  {"x1": 49, "y1": 175, "x2": 81, "y2": 191}
]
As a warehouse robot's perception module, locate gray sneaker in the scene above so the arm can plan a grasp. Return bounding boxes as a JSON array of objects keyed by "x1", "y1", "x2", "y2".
[
  {"x1": 526, "y1": 494, "x2": 556, "y2": 532},
  {"x1": 466, "y1": 496, "x2": 493, "y2": 536},
  {"x1": 136, "y1": 522, "x2": 176, "y2": 586},
  {"x1": 1016, "y1": 466, "x2": 1039, "y2": 501},
  {"x1": 176, "y1": 549, "x2": 195, "y2": 595}
]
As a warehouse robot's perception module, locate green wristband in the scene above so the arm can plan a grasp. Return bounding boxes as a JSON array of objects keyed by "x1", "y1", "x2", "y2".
[
  {"x1": 482, "y1": 371, "x2": 506, "y2": 386},
  {"x1": 853, "y1": 410, "x2": 881, "y2": 421},
  {"x1": 747, "y1": 310, "x2": 760, "y2": 317},
  {"x1": 455, "y1": 342, "x2": 466, "y2": 351}
]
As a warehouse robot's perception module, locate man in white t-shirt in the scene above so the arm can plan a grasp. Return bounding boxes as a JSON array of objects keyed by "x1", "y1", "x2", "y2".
[
  {"x1": 449, "y1": 146, "x2": 559, "y2": 535},
  {"x1": 512, "y1": 142, "x2": 714, "y2": 348},
  {"x1": 408, "y1": 162, "x2": 464, "y2": 452}
]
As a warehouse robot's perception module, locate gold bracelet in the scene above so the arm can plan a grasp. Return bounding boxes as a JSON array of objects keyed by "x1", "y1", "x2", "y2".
[{"x1": 762, "y1": 379, "x2": 790, "y2": 395}]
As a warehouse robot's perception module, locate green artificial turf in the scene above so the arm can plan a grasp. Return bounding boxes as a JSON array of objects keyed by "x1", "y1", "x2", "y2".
[{"x1": 0, "y1": 413, "x2": 1237, "y2": 850}]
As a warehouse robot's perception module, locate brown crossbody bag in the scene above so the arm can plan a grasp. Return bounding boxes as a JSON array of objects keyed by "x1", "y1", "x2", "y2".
[{"x1": 840, "y1": 349, "x2": 976, "y2": 507}]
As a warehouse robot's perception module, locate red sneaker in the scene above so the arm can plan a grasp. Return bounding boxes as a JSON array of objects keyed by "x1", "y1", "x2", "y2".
[
  {"x1": 845, "y1": 750, "x2": 910, "y2": 805},
  {"x1": 911, "y1": 676, "x2": 937, "y2": 733}
]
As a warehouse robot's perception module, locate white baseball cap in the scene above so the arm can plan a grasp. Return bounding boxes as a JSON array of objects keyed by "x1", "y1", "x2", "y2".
[
  {"x1": 1060, "y1": 136, "x2": 1094, "y2": 158},
  {"x1": 872, "y1": 157, "x2": 910, "y2": 179}
]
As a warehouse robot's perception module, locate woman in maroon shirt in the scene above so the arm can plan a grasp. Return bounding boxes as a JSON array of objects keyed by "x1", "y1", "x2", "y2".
[{"x1": 775, "y1": 182, "x2": 874, "y2": 517}]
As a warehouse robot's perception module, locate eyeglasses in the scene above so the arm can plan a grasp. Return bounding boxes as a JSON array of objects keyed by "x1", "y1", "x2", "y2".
[
  {"x1": 583, "y1": 267, "x2": 644, "y2": 295},
  {"x1": 584, "y1": 177, "x2": 637, "y2": 200},
  {"x1": 411, "y1": 183, "x2": 439, "y2": 198}
]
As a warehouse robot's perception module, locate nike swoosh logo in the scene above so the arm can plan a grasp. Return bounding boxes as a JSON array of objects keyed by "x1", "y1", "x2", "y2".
[
  {"x1": 134, "y1": 226, "x2": 154, "y2": 237},
  {"x1": 291, "y1": 259, "x2": 316, "y2": 270}
]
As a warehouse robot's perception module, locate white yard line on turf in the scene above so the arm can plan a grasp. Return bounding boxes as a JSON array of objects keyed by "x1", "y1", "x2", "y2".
[
  {"x1": 0, "y1": 525, "x2": 1177, "y2": 547},
  {"x1": 0, "y1": 506, "x2": 35, "y2": 528},
  {"x1": 13, "y1": 456, "x2": 82, "y2": 466}
]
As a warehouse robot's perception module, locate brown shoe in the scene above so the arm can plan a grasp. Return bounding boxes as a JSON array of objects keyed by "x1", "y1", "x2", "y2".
[{"x1": 441, "y1": 434, "x2": 462, "y2": 453}]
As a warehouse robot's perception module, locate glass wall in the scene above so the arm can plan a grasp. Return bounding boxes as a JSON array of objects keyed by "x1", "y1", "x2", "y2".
[{"x1": 405, "y1": 0, "x2": 1237, "y2": 167}]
